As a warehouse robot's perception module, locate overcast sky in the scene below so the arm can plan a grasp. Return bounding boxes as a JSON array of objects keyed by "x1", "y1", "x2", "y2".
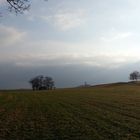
[{"x1": 0, "y1": 0, "x2": 140, "y2": 89}]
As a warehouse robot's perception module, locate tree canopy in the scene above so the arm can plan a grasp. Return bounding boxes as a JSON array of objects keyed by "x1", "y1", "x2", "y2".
[{"x1": 6, "y1": 0, "x2": 47, "y2": 13}]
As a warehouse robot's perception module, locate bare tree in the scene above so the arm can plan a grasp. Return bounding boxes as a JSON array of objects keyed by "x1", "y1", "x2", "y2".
[
  {"x1": 5, "y1": 0, "x2": 48, "y2": 14},
  {"x1": 29, "y1": 75, "x2": 55, "y2": 91},
  {"x1": 44, "y1": 76, "x2": 54, "y2": 90},
  {"x1": 7, "y1": 0, "x2": 30, "y2": 13},
  {"x1": 129, "y1": 71, "x2": 140, "y2": 81},
  {"x1": 29, "y1": 75, "x2": 43, "y2": 90}
]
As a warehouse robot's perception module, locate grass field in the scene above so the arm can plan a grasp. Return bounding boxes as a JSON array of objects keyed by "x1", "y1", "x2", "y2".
[{"x1": 0, "y1": 83, "x2": 140, "y2": 139}]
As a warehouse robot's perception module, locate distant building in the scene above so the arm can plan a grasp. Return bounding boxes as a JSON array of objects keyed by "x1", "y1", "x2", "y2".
[{"x1": 77, "y1": 82, "x2": 91, "y2": 88}]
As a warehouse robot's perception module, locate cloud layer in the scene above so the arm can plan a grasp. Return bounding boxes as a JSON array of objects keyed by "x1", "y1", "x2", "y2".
[
  {"x1": 40, "y1": 9, "x2": 87, "y2": 31},
  {"x1": 1, "y1": 0, "x2": 140, "y2": 88}
]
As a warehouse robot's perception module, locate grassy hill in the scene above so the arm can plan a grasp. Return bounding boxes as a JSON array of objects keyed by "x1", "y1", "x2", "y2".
[{"x1": 0, "y1": 83, "x2": 140, "y2": 139}]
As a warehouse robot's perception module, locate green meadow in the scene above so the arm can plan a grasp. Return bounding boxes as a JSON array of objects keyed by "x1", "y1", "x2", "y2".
[{"x1": 0, "y1": 83, "x2": 140, "y2": 139}]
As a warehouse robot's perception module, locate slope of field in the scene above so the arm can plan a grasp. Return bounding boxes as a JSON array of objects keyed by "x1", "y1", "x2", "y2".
[{"x1": 0, "y1": 84, "x2": 140, "y2": 139}]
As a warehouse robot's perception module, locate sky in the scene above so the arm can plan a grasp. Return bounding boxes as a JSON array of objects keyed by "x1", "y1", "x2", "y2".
[{"x1": 0, "y1": 0, "x2": 140, "y2": 89}]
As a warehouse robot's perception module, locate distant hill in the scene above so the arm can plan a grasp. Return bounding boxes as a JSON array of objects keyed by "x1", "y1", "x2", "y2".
[
  {"x1": 76, "y1": 81, "x2": 140, "y2": 89},
  {"x1": 91, "y1": 81, "x2": 140, "y2": 88}
]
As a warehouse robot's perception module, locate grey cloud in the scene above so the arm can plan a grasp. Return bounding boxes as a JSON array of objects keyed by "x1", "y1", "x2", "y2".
[
  {"x1": 0, "y1": 61, "x2": 139, "y2": 89},
  {"x1": 0, "y1": 51, "x2": 139, "y2": 71}
]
